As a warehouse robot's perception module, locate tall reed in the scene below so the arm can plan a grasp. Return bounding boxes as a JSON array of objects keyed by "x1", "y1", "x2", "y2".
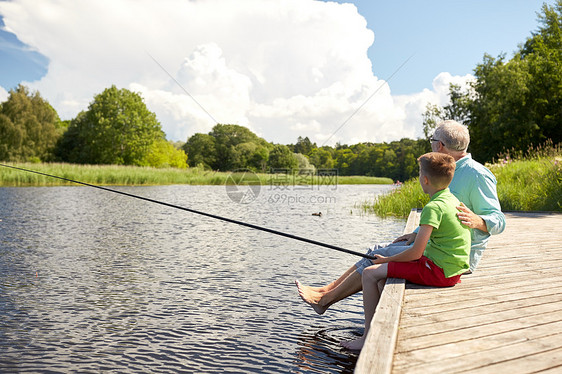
[
  {"x1": 362, "y1": 180, "x2": 428, "y2": 218},
  {"x1": 0, "y1": 163, "x2": 231, "y2": 186},
  {"x1": 0, "y1": 162, "x2": 393, "y2": 187},
  {"x1": 489, "y1": 141, "x2": 561, "y2": 211},
  {"x1": 364, "y1": 140, "x2": 562, "y2": 217}
]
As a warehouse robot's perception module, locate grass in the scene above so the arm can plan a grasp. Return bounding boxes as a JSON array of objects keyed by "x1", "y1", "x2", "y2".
[
  {"x1": 360, "y1": 179, "x2": 428, "y2": 218},
  {"x1": 489, "y1": 142, "x2": 561, "y2": 212},
  {"x1": 337, "y1": 175, "x2": 393, "y2": 184},
  {"x1": 0, "y1": 163, "x2": 227, "y2": 186},
  {"x1": 363, "y1": 141, "x2": 562, "y2": 217},
  {"x1": 0, "y1": 162, "x2": 393, "y2": 187}
]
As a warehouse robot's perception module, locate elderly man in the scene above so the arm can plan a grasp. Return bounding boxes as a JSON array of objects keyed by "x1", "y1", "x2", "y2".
[{"x1": 296, "y1": 120, "x2": 506, "y2": 315}]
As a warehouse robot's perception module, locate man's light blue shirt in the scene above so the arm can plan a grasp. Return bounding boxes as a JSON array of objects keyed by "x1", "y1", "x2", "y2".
[{"x1": 449, "y1": 154, "x2": 506, "y2": 270}]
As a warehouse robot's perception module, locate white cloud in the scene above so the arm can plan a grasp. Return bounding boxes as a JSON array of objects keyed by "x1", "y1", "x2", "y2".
[
  {"x1": 392, "y1": 72, "x2": 475, "y2": 139},
  {"x1": 0, "y1": 0, "x2": 473, "y2": 146},
  {"x1": 0, "y1": 86, "x2": 8, "y2": 102}
]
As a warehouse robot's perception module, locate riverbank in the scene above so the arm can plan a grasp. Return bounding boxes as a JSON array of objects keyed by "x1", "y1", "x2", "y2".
[
  {"x1": 362, "y1": 151, "x2": 562, "y2": 217},
  {"x1": 0, "y1": 162, "x2": 393, "y2": 187}
]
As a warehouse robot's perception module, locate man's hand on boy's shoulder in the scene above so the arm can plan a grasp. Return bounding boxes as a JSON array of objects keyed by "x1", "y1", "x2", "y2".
[
  {"x1": 457, "y1": 202, "x2": 488, "y2": 232},
  {"x1": 393, "y1": 232, "x2": 417, "y2": 245}
]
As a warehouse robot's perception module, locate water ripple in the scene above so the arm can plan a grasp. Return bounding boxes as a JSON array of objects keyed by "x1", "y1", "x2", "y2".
[{"x1": 0, "y1": 185, "x2": 403, "y2": 373}]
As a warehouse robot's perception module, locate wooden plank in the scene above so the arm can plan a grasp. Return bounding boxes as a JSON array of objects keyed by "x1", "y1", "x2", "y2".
[
  {"x1": 399, "y1": 285, "x2": 562, "y2": 316},
  {"x1": 355, "y1": 277, "x2": 406, "y2": 374},
  {"x1": 391, "y1": 212, "x2": 562, "y2": 374},
  {"x1": 532, "y1": 366, "x2": 562, "y2": 374},
  {"x1": 400, "y1": 277, "x2": 562, "y2": 306},
  {"x1": 393, "y1": 329, "x2": 562, "y2": 373},
  {"x1": 403, "y1": 209, "x2": 420, "y2": 234},
  {"x1": 464, "y1": 346, "x2": 562, "y2": 374},
  {"x1": 355, "y1": 209, "x2": 419, "y2": 374},
  {"x1": 395, "y1": 308, "x2": 562, "y2": 353},
  {"x1": 401, "y1": 281, "x2": 562, "y2": 310},
  {"x1": 400, "y1": 299, "x2": 562, "y2": 338},
  {"x1": 396, "y1": 320, "x2": 562, "y2": 367},
  {"x1": 403, "y1": 271, "x2": 561, "y2": 298}
]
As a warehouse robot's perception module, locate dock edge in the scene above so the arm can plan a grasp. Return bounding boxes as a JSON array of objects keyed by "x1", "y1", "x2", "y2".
[{"x1": 355, "y1": 208, "x2": 420, "y2": 373}]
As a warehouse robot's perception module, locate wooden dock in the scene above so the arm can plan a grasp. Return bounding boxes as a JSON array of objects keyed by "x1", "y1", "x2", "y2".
[{"x1": 356, "y1": 211, "x2": 562, "y2": 373}]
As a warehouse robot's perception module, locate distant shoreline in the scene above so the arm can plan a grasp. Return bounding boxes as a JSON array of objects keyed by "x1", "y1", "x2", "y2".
[{"x1": 0, "y1": 162, "x2": 394, "y2": 187}]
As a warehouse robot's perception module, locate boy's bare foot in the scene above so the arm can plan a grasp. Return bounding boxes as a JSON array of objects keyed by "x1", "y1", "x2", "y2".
[
  {"x1": 307, "y1": 285, "x2": 324, "y2": 293},
  {"x1": 340, "y1": 336, "x2": 366, "y2": 351},
  {"x1": 295, "y1": 280, "x2": 329, "y2": 315}
]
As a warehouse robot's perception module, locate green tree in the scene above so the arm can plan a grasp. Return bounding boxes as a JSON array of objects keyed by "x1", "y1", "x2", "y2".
[
  {"x1": 145, "y1": 139, "x2": 188, "y2": 168},
  {"x1": 401, "y1": 153, "x2": 418, "y2": 181},
  {"x1": 349, "y1": 143, "x2": 372, "y2": 175},
  {"x1": 294, "y1": 153, "x2": 315, "y2": 171},
  {"x1": 422, "y1": 84, "x2": 472, "y2": 140},
  {"x1": 184, "y1": 124, "x2": 273, "y2": 171},
  {"x1": 334, "y1": 147, "x2": 357, "y2": 175},
  {"x1": 468, "y1": 54, "x2": 535, "y2": 161},
  {"x1": 424, "y1": 1, "x2": 562, "y2": 162},
  {"x1": 209, "y1": 124, "x2": 270, "y2": 170},
  {"x1": 0, "y1": 85, "x2": 62, "y2": 161},
  {"x1": 308, "y1": 147, "x2": 335, "y2": 169},
  {"x1": 231, "y1": 141, "x2": 269, "y2": 171},
  {"x1": 292, "y1": 136, "x2": 316, "y2": 155},
  {"x1": 182, "y1": 133, "x2": 217, "y2": 169},
  {"x1": 268, "y1": 144, "x2": 299, "y2": 170},
  {"x1": 520, "y1": 1, "x2": 562, "y2": 147},
  {"x1": 422, "y1": 103, "x2": 446, "y2": 140},
  {"x1": 58, "y1": 86, "x2": 164, "y2": 165}
]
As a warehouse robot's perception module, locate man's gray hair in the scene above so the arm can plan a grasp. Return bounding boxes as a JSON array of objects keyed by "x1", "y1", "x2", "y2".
[{"x1": 433, "y1": 120, "x2": 470, "y2": 151}]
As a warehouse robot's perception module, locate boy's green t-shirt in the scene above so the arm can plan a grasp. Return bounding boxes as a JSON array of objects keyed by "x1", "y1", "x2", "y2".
[{"x1": 420, "y1": 188, "x2": 471, "y2": 277}]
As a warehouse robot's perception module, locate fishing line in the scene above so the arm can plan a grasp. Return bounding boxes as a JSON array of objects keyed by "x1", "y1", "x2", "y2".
[
  {"x1": 0, "y1": 164, "x2": 376, "y2": 260},
  {"x1": 146, "y1": 51, "x2": 218, "y2": 125}
]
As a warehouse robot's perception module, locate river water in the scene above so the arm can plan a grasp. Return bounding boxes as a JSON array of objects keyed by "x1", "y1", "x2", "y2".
[{"x1": 0, "y1": 183, "x2": 405, "y2": 373}]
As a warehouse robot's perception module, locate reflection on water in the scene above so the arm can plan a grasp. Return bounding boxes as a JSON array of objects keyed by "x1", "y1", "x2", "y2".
[
  {"x1": 0, "y1": 184, "x2": 404, "y2": 373},
  {"x1": 295, "y1": 326, "x2": 363, "y2": 373}
]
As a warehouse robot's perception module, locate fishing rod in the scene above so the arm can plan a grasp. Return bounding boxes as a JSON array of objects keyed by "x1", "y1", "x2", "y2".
[{"x1": 0, "y1": 163, "x2": 376, "y2": 260}]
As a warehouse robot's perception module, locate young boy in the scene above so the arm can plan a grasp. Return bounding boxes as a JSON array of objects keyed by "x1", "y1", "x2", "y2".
[{"x1": 341, "y1": 152, "x2": 471, "y2": 350}]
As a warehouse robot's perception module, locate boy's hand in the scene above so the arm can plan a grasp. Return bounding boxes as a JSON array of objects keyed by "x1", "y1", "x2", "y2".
[{"x1": 392, "y1": 232, "x2": 417, "y2": 245}]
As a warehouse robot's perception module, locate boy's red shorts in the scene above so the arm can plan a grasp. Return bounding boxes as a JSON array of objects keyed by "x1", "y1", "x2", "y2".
[{"x1": 387, "y1": 256, "x2": 461, "y2": 287}]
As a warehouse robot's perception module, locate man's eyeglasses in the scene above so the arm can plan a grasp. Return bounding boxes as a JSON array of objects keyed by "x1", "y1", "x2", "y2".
[{"x1": 430, "y1": 138, "x2": 441, "y2": 143}]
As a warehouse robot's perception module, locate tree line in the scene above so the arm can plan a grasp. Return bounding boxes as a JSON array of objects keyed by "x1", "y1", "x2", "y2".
[
  {"x1": 423, "y1": 1, "x2": 562, "y2": 163},
  {"x1": 0, "y1": 85, "x2": 187, "y2": 168},
  {"x1": 184, "y1": 128, "x2": 429, "y2": 181},
  {"x1": 0, "y1": 84, "x2": 430, "y2": 181}
]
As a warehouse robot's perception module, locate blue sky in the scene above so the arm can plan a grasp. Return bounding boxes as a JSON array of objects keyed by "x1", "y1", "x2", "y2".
[
  {"x1": 0, "y1": 0, "x2": 555, "y2": 144},
  {"x1": 0, "y1": 16, "x2": 48, "y2": 89},
  {"x1": 326, "y1": 0, "x2": 553, "y2": 94}
]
